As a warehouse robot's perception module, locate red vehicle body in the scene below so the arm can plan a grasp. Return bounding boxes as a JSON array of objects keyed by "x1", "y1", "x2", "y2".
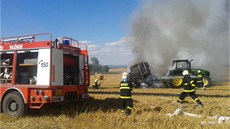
[{"x1": 0, "y1": 33, "x2": 90, "y2": 116}]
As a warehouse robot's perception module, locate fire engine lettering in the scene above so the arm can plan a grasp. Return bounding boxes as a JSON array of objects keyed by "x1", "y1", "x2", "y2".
[
  {"x1": 39, "y1": 60, "x2": 49, "y2": 68},
  {"x1": 9, "y1": 44, "x2": 23, "y2": 50}
]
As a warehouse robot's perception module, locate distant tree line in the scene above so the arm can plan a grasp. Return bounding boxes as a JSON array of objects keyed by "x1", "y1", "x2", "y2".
[{"x1": 89, "y1": 57, "x2": 109, "y2": 74}]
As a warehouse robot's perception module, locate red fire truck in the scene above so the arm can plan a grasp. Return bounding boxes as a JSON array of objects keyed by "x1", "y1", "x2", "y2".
[{"x1": 0, "y1": 33, "x2": 90, "y2": 116}]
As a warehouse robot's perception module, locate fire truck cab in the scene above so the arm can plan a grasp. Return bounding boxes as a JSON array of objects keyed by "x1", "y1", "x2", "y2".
[{"x1": 0, "y1": 33, "x2": 90, "y2": 116}]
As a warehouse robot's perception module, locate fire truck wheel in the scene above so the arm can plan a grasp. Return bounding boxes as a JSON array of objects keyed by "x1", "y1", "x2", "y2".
[{"x1": 2, "y1": 91, "x2": 25, "y2": 117}]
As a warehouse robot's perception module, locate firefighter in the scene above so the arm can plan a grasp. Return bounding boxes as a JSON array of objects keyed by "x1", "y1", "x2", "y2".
[
  {"x1": 120, "y1": 72, "x2": 133, "y2": 116},
  {"x1": 196, "y1": 70, "x2": 205, "y2": 90},
  {"x1": 177, "y1": 70, "x2": 204, "y2": 107},
  {"x1": 93, "y1": 78, "x2": 100, "y2": 90}
]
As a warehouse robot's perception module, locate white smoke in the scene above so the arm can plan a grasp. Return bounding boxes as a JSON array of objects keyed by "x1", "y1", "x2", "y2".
[{"x1": 130, "y1": 0, "x2": 229, "y2": 81}]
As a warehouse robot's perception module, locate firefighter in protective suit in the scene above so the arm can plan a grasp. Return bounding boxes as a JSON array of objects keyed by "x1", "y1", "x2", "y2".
[
  {"x1": 120, "y1": 72, "x2": 133, "y2": 116},
  {"x1": 177, "y1": 70, "x2": 204, "y2": 107},
  {"x1": 93, "y1": 79, "x2": 100, "y2": 89},
  {"x1": 196, "y1": 70, "x2": 205, "y2": 90}
]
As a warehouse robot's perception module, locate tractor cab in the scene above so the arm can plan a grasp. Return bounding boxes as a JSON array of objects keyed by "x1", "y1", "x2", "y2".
[
  {"x1": 172, "y1": 59, "x2": 191, "y2": 70},
  {"x1": 170, "y1": 59, "x2": 193, "y2": 76}
]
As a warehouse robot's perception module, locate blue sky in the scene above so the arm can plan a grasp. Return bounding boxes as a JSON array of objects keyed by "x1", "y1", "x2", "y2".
[
  {"x1": 1, "y1": 0, "x2": 139, "y2": 40},
  {"x1": 1, "y1": 0, "x2": 141, "y2": 65}
]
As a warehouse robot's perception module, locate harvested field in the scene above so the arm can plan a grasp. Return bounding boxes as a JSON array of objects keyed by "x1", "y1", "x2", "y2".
[{"x1": 0, "y1": 68, "x2": 229, "y2": 129}]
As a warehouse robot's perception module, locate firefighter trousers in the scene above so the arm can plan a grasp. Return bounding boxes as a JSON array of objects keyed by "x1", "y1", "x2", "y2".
[
  {"x1": 121, "y1": 98, "x2": 133, "y2": 115},
  {"x1": 178, "y1": 91, "x2": 203, "y2": 105}
]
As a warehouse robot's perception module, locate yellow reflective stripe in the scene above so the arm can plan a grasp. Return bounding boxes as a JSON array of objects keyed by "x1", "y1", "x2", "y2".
[
  {"x1": 178, "y1": 99, "x2": 183, "y2": 102},
  {"x1": 127, "y1": 106, "x2": 132, "y2": 110},
  {"x1": 120, "y1": 87, "x2": 131, "y2": 89},
  {"x1": 190, "y1": 80, "x2": 194, "y2": 84},
  {"x1": 120, "y1": 96, "x2": 131, "y2": 99},
  {"x1": 120, "y1": 83, "x2": 128, "y2": 87},
  {"x1": 184, "y1": 83, "x2": 189, "y2": 85},
  {"x1": 197, "y1": 81, "x2": 203, "y2": 82},
  {"x1": 191, "y1": 84, "x2": 195, "y2": 87},
  {"x1": 195, "y1": 98, "x2": 199, "y2": 101},
  {"x1": 183, "y1": 89, "x2": 195, "y2": 92}
]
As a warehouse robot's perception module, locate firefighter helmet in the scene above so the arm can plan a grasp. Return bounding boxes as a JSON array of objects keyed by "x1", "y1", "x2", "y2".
[
  {"x1": 198, "y1": 70, "x2": 201, "y2": 73},
  {"x1": 122, "y1": 72, "x2": 128, "y2": 79},
  {"x1": 182, "y1": 70, "x2": 189, "y2": 75}
]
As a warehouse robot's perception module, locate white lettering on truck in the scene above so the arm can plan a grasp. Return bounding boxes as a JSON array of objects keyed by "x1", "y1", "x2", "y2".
[{"x1": 9, "y1": 44, "x2": 23, "y2": 50}]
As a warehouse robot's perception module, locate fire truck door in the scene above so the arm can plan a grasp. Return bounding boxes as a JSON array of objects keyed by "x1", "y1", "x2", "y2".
[
  {"x1": 37, "y1": 49, "x2": 50, "y2": 85},
  {"x1": 79, "y1": 55, "x2": 84, "y2": 85},
  {"x1": 51, "y1": 49, "x2": 63, "y2": 85}
]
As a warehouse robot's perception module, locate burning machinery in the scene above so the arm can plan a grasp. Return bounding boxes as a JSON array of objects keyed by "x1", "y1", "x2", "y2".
[{"x1": 129, "y1": 60, "x2": 211, "y2": 88}]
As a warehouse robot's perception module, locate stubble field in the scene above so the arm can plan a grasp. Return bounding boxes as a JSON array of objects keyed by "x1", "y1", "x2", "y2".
[{"x1": 0, "y1": 68, "x2": 229, "y2": 129}]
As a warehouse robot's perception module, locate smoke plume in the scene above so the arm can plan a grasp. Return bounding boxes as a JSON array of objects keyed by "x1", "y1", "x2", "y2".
[{"x1": 130, "y1": 0, "x2": 229, "y2": 81}]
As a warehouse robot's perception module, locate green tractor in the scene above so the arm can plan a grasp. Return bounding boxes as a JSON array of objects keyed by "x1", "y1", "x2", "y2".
[{"x1": 164, "y1": 59, "x2": 211, "y2": 88}]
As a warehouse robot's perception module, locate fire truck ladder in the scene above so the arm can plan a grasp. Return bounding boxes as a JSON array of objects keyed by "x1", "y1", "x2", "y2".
[{"x1": 0, "y1": 33, "x2": 52, "y2": 44}]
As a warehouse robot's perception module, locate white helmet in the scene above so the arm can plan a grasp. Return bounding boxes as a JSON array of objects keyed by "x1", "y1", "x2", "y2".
[
  {"x1": 197, "y1": 70, "x2": 201, "y2": 73},
  {"x1": 122, "y1": 72, "x2": 128, "y2": 79},
  {"x1": 182, "y1": 70, "x2": 189, "y2": 75}
]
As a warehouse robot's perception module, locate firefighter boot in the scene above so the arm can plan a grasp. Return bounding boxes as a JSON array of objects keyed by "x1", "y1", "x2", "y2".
[
  {"x1": 177, "y1": 99, "x2": 183, "y2": 103},
  {"x1": 125, "y1": 107, "x2": 132, "y2": 116},
  {"x1": 194, "y1": 99, "x2": 203, "y2": 108},
  {"x1": 194, "y1": 103, "x2": 204, "y2": 109},
  {"x1": 120, "y1": 109, "x2": 125, "y2": 113}
]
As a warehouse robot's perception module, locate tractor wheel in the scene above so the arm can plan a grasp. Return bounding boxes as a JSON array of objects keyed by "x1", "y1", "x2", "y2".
[
  {"x1": 203, "y1": 76, "x2": 211, "y2": 87},
  {"x1": 170, "y1": 78, "x2": 183, "y2": 87},
  {"x1": 2, "y1": 91, "x2": 25, "y2": 117}
]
